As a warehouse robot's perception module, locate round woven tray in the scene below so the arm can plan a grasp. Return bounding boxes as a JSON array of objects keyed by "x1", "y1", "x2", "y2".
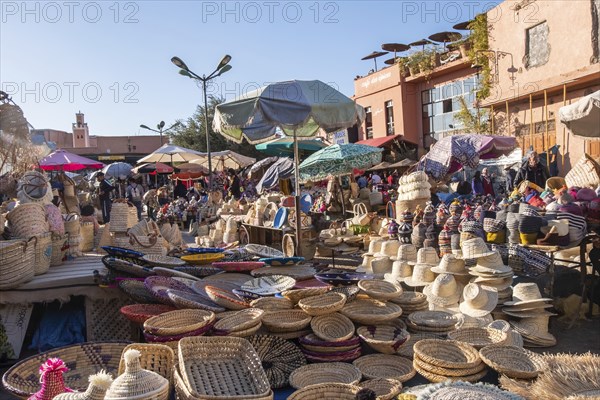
[
  {"x1": 329, "y1": 286, "x2": 360, "y2": 303},
  {"x1": 143, "y1": 309, "x2": 215, "y2": 336},
  {"x1": 396, "y1": 333, "x2": 444, "y2": 359},
  {"x1": 479, "y1": 344, "x2": 546, "y2": 379},
  {"x1": 247, "y1": 335, "x2": 307, "y2": 389},
  {"x1": 390, "y1": 291, "x2": 427, "y2": 305},
  {"x1": 413, "y1": 353, "x2": 486, "y2": 377},
  {"x1": 213, "y1": 308, "x2": 265, "y2": 333},
  {"x1": 173, "y1": 266, "x2": 224, "y2": 278},
  {"x1": 204, "y1": 285, "x2": 250, "y2": 310},
  {"x1": 341, "y1": 299, "x2": 403, "y2": 324},
  {"x1": 357, "y1": 325, "x2": 411, "y2": 355},
  {"x1": 262, "y1": 310, "x2": 312, "y2": 333},
  {"x1": 447, "y1": 327, "x2": 508, "y2": 349},
  {"x1": 408, "y1": 311, "x2": 458, "y2": 328},
  {"x1": 310, "y1": 312, "x2": 355, "y2": 342},
  {"x1": 268, "y1": 329, "x2": 313, "y2": 340},
  {"x1": 288, "y1": 362, "x2": 362, "y2": 389},
  {"x1": 251, "y1": 265, "x2": 318, "y2": 281},
  {"x1": 203, "y1": 272, "x2": 253, "y2": 286},
  {"x1": 250, "y1": 297, "x2": 293, "y2": 311},
  {"x1": 359, "y1": 379, "x2": 403, "y2": 400},
  {"x1": 142, "y1": 254, "x2": 186, "y2": 268},
  {"x1": 302, "y1": 346, "x2": 362, "y2": 363},
  {"x1": 299, "y1": 334, "x2": 360, "y2": 353},
  {"x1": 2, "y1": 342, "x2": 129, "y2": 398},
  {"x1": 166, "y1": 289, "x2": 225, "y2": 313},
  {"x1": 144, "y1": 276, "x2": 194, "y2": 305},
  {"x1": 120, "y1": 304, "x2": 175, "y2": 324},
  {"x1": 413, "y1": 362, "x2": 488, "y2": 383},
  {"x1": 288, "y1": 383, "x2": 360, "y2": 400},
  {"x1": 414, "y1": 339, "x2": 481, "y2": 369},
  {"x1": 212, "y1": 261, "x2": 265, "y2": 272},
  {"x1": 212, "y1": 321, "x2": 262, "y2": 338},
  {"x1": 118, "y1": 279, "x2": 158, "y2": 303},
  {"x1": 353, "y1": 354, "x2": 416, "y2": 382},
  {"x1": 358, "y1": 279, "x2": 403, "y2": 301},
  {"x1": 282, "y1": 287, "x2": 331, "y2": 304},
  {"x1": 102, "y1": 256, "x2": 155, "y2": 278},
  {"x1": 298, "y1": 292, "x2": 347, "y2": 316},
  {"x1": 241, "y1": 275, "x2": 297, "y2": 296}
]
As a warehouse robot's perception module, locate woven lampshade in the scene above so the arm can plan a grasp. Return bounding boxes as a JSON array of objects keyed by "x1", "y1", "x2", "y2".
[{"x1": 104, "y1": 349, "x2": 169, "y2": 400}]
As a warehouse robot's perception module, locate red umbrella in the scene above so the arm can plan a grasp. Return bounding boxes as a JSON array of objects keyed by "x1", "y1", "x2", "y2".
[
  {"x1": 132, "y1": 162, "x2": 174, "y2": 174},
  {"x1": 39, "y1": 149, "x2": 104, "y2": 171}
]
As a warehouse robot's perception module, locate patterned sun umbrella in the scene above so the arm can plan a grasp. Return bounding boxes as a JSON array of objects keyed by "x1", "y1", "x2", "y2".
[{"x1": 299, "y1": 143, "x2": 383, "y2": 182}]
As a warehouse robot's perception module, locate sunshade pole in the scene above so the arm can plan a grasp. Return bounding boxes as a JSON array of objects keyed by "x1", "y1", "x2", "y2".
[
  {"x1": 338, "y1": 175, "x2": 347, "y2": 218},
  {"x1": 293, "y1": 130, "x2": 302, "y2": 257}
]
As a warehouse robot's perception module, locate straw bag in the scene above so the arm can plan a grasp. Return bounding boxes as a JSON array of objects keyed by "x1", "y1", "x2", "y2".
[
  {"x1": 109, "y1": 201, "x2": 130, "y2": 233},
  {"x1": 127, "y1": 206, "x2": 138, "y2": 227},
  {"x1": 0, "y1": 238, "x2": 35, "y2": 290},
  {"x1": 34, "y1": 232, "x2": 52, "y2": 275},
  {"x1": 51, "y1": 233, "x2": 69, "y2": 266},
  {"x1": 565, "y1": 153, "x2": 600, "y2": 189},
  {"x1": 160, "y1": 222, "x2": 183, "y2": 248},
  {"x1": 80, "y1": 222, "x2": 95, "y2": 252},
  {"x1": 67, "y1": 232, "x2": 83, "y2": 257},
  {"x1": 63, "y1": 213, "x2": 81, "y2": 235},
  {"x1": 98, "y1": 224, "x2": 113, "y2": 250},
  {"x1": 122, "y1": 231, "x2": 167, "y2": 256},
  {"x1": 17, "y1": 171, "x2": 51, "y2": 204},
  {"x1": 6, "y1": 203, "x2": 49, "y2": 238}
]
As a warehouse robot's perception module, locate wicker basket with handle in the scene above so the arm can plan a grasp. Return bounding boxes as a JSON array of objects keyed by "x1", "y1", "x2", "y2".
[
  {"x1": 34, "y1": 232, "x2": 52, "y2": 275},
  {"x1": 0, "y1": 238, "x2": 36, "y2": 289}
]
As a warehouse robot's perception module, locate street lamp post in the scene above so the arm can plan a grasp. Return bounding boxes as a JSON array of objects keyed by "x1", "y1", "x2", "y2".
[
  {"x1": 139, "y1": 121, "x2": 180, "y2": 145},
  {"x1": 170, "y1": 55, "x2": 232, "y2": 190}
]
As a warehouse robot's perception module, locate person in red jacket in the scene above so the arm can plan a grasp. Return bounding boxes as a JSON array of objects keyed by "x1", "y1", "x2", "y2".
[{"x1": 481, "y1": 168, "x2": 495, "y2": 197}]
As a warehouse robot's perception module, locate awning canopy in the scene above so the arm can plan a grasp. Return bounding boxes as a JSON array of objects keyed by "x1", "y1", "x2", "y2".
[
  {"x1": 355, "y1": 134, "x2": 408, "y2": 148},
  {"x1": 558, "y1": 90, "x2": 600, "y2": 140}
]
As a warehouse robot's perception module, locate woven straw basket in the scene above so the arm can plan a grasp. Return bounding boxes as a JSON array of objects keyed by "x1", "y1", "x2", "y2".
[
  {"x1": 34, "y1": 232, "x2": 52, "y2": 275},
  {"x1": 114, "y1": 232, "x2": 167, "y2": 256},
  {"x1": 17, "y1": 171, "x2": 50, "y2": 203},
  {"x1": 396, "y1": 198, "x2": 429, "y2": 216},
  {"x1": 0, "y1": 212, "x2": 5, "y2": 235},
  {"x1": 6, "y1": 203, "x2": 49, "y2": 238},
  {"x1": 0, "y1": 238, "x2": 35, "y2": 290},
  {"x1": 80, "y1": 222, "x2": 95, "y2": 252},
  {"x1": 110, "y1": 202, "x2": 130, "y2": 233},
  {"x1": 51, "y1": 233, "x2": 69, "y2": 266},
  {"x1": 565, "y1": 154, "x2": 600, "y2": 189},
  {"x1": 67, "y1": 232, "x2": 82, "y2": 257},
  {"x1": 63, "y1": 214, "x2": 81, "y2": 235}
]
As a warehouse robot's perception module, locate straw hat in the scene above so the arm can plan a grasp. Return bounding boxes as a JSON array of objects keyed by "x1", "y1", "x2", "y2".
[
  {"x1": 471, "y1": 252, "x2": 511, "y2": 274},
  {"x1": 361, "y1": 254, "x2": 375, "y2": 270},
  {"x1": 371, "y1": 256, "x2": 393, "y2": 275},
  {"x1": 501, "y1": 308, "x2": 557, "y2": 318},
  {"x1": 104, "y1": 349, "x2": 169, "y2": 400},
  {"x1": 503, "y1": 283, "x2": 552, "y2": 307},
  {"x1": 53, "y1": 371, "x2": 114, "y2": 400},
  {"x1": 459, "y1": 283, "x2": 498, "y2": 318},
  {"x1": 409, "y1": 247, "x2": 439, "y2": 266},
  {"x1": 391, "y1": 243, "x2": 417, "y2": 262},
  {"x1": 374, "y1": 240, "x2": 400, "y2": 258},
  {"x1": 423, "y1": 274, "x2": 463, "y2": 306},
  {"x1": 509, "y1": 315, "x2": 556, "y2": 343},
  {"x1": 365, "y1": 238, "x2": 385, "y2": 256},
  {"x1": 404, "y1": 264, "x2": 436, "y2": 287},
  {"x1": 431, "y1": 254, "x2": 469, "y2": 276},
  {"x1": 384, "y1": 261, "x2": 413, "y2": 284},
  {"x1": 471, "y1": 276, "x2": 513, "y2": 290},
  {"x1": 460, "y1": 238, "x2": 495, "y2": 259}
]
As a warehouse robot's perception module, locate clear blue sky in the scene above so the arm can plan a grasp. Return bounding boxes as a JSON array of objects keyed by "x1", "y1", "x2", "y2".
[{"x1": 1, "y1": 1, "x2": 499, "y2": 137}]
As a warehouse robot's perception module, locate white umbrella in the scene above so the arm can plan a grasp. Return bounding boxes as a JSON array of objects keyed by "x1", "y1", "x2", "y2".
[
  {"x1": 189, "y1": 150, "x2": 255, "y2": 171},
  {"x1": 558, "y1": 90, "x2": 600, "y2": 139},
  {"x1": 101, "y1": 162, "x2": 133, "y2": 179},
  {"x1": 137, "y1": 143, "x2": 205, "y2": 164}
]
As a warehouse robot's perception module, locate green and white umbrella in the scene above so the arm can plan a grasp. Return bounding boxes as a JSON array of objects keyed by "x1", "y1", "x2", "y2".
[{"x1": 299, "y1": 143, "x2": 383, "y2": 182}]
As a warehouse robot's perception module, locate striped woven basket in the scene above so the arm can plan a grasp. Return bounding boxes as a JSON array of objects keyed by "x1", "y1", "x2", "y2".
[
  {"x1": 80, "y1": 222, "x2": 95, "y2": 252},
  {"x1": 109, "y1": 201, "x2": 130, "y2": 233},
  {"x1": 67, "y1": 232, "x2": 83, "y2": 257},
  {"x1": 51, "y1": 233, "x2": 69, "y2": 266},
  {"x1": 6, "y1": 203, "x2": 49, "y2": 238},
  {"x1": 63, "y1": 214, "x2": 81, "y2": 235},
  {"x1": 0, "y1": 238, "x2": 35, "y2": 290},
  {"x1": 395, "y1": 198, "x2": 429, "y2": 216},
  {"x1": 34, "y1": 232, "x2": 52, "y2": 275}
]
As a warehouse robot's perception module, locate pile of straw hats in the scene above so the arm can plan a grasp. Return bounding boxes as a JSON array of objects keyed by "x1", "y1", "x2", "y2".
[
  {"x1": 423, "y1": 274, "x2": 463, "y2": 312},
  {"x1": 503, "y1": 283, "x2": 556, "y2": 347},
  {"x1": 404, "y1": 248, "x2": 439, "y2": 288},
  {"x1": 469, "y1": 251, "x2": 514, "y2": 305}
]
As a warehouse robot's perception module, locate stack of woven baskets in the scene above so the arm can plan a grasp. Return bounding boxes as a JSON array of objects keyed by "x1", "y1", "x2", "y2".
[
  {"x1": 64, "y1": 213, "x2": 83, "y2": 257},
  {"x1": 413, "y1": 339, "x2": 488, "y2": 383},
  {"x1": 142, "y1": 309, "x2": 216, "y2": 345},
  {"x1": 109, "y1": 206, "x2": 167, "y2": 256},
  {"x1": 395, "y1": 171, "x2": 431, "y2": 216}
]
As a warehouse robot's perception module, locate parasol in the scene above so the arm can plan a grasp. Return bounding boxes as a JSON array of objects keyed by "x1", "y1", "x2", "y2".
[
  {"x1": 409, "y1": 39, "x2": 433, "y2": 51},
  {"x1": 255, "y1": 157, "x2": 295, "y2": 194},
  {"x1": 136, "y1": 143, "x2": 204, "y2": 164},
  {"x1": 132, "y1": 162, "x2": 174, "y2": 174},
  {"x1": 428, "y1": 31, "x2": 463, "y2": 50},
  {"x1": 381, "y1": 43, "x2": 410, "y2": 62},
  {"x1": 248, "y1": 156, "x2": 279, "y2": 179},
  {"x1": 255, "y1": 136, "x2": 327, "y2": 157},
  {"x1": 189, "y1": 150, "x2": 255, "y2": 170},
  {"x1": 361, "y1": 50, "x2": 389, "y2": 71},
  {"x1": 39, "y1": 149, "x2": 104, "y2": 171},
  {"x1": 558, "y1": 90, "x2": 600, "y2": 140},
  {"x1": 453, "y1": 20, "x2": 474, "y2": 30},
  {"x1": 417, "y1": 134, "x2": 517, "y2": 180},
  {"x1": 213, "y1": 79, "x2": 364, "y2": 255},
  {"x1": 176, "y1": 163, "x2": 209, "y2": 174},
  {"x1": 101, "y1": 162, "x2": 133, "y2": 179}
]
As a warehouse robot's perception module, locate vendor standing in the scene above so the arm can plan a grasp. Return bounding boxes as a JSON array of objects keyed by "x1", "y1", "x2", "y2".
[
  {"x1": 514, "y1": 151, "x2": 549, "y2": 189},
  {"x1": 96, "y1": 172, "x2": 114, "y2": 223},
  {"x1": 481, "y1": 168, "x2": 495, "y2": 197},
  {"x1": 228, "y1": 168, "x2": 242, "y2": 199},
  {"x1": 126, "y1": 177, "x2": 144, "y2": 221}
]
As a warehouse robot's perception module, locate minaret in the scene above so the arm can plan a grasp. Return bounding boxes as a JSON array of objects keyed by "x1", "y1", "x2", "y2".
[{"x1": 72, "y1": 111, "x2": 89, "y2": 147}]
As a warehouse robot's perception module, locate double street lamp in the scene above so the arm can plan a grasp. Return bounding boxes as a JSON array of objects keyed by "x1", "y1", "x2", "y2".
[
  {"x1": 171, "y1": 55, "x2": 232, "y2": 189},
  {"x1": 139, "y1": 121, "x2": 180, "y2": 145}
]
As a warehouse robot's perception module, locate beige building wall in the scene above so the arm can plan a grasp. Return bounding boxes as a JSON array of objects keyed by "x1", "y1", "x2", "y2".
[{"x1": 484, "y1": 0, "x2": 600, "y2": 173}]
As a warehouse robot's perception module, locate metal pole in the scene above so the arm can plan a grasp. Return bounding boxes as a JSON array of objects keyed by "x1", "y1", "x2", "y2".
[
  {"x1": 202, "y1": 79, "x2": 213, "y2": 190},
  {"x1": 544, "y1": 90, "x2": 549, "y2": 168},
  {"x1": 562, "y1": 84, "x2": 567, "y2": 171},
  {"x1": 293, "y1": 130, "x2": 302, "y2": 257},
  {"x1": 490, "y1": 105, "x2": 494, "y2": 135},
  {"x1": 529, "y1": 94, "x2": 534, "y2": 151}
]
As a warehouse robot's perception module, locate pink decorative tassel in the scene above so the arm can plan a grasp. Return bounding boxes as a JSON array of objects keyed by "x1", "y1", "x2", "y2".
[{"x1": 28, "y1": 358, "x2": 73, "y2": 400}]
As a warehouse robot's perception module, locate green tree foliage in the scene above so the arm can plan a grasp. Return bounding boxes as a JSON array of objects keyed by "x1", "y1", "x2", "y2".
[
  {"x1": 454, "y1": 96, "x2": 490, "y2": 134},
  {"x1": 169, "y1": 95, "x2": 264, "y2": 160}
]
